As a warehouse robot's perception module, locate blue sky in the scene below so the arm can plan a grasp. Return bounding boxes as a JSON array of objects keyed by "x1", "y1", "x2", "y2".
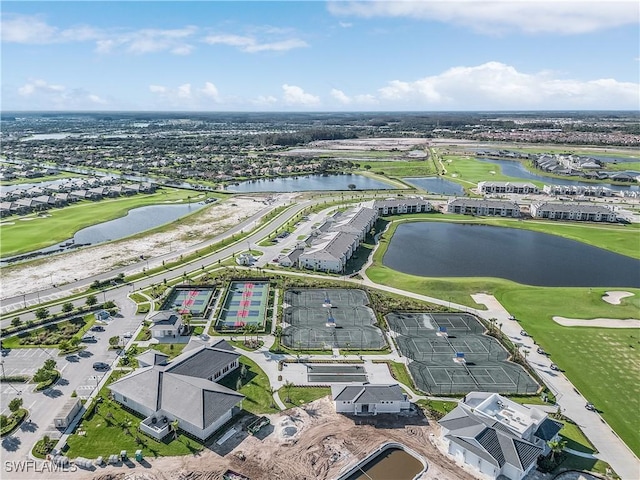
[{"x1": 2, "y1": 1, "x2": 639, "y2": 111}]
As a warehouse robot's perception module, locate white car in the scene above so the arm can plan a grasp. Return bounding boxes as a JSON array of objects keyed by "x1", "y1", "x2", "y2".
[{"x1": 122, "y1": 332, "x2": 133, "y2": 339}]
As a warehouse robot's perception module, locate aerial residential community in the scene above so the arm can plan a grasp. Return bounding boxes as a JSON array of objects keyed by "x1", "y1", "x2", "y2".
[{"x1": 1, "y1": 2, "x2": 639, "y2": 480}]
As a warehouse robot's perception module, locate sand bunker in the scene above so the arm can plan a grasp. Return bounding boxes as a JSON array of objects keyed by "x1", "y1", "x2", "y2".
[
  {"x1": 602, "y1": 291, "x2": 635, "y2": 305},
  {"x1": 553, "y1": 317, "x2": 640, "y2": 328}
]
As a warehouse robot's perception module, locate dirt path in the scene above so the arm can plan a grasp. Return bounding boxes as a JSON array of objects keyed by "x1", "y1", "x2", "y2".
[
  {"x1": 1, "y1": 196, "x2": 269, "y2": 300},
  {"x1": 552, "y1": 316, "x2": 640, "y2": 328},
  {"x1": 49, "y1": 398, "x2": 475, "y2": 480}
]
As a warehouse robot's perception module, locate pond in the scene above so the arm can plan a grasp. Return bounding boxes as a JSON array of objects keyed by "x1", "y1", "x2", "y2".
[
  {"x1": 382, "y1": 222, "x2": 640, "y2": 287},
  {"x1": 474, "y1": 157, "x2": 640, "y2": 192},
  {"x1": 342, "y1": 446, "x2": 424, "y2": 480},
  {"x1": 403, "y1": 177, "x2": 465, "y2": 195},
  {"x1": 2, "y1": 202, "x2": 206, "y2": 264},
  {"x1": 225, "y1": 174, "x2": 396, "y2": 192}
]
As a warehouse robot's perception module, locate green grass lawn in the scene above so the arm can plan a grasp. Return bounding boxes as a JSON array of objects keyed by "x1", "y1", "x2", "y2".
[
  {"x1": 498, "y1": 287, "x2": 640, "y2": 456},
  {"x1": 441, "y1": 155, "x2": 539, "y2": 185},
  {"x1": 367, "y1": 217, "x2": 640, "y2": 456},
  {"x1": 278, "y1": 386, "x2": 331, "y2": 409},
  {"x1": 219, "y1": 357, "x2": 279, "y2": 414},
  {"x1": 66, "y1": 391, "x2": 202, "y2": 458},
  {"x1": 147, "y1": 343, "x2": 187, "y2": 360},
  {"x1": 379, "y1": 360, "x2": 423, "y2": 396},
  {"x1": 558, "y1": 420, "x2": 597, "y2": 454},
  {"x1": 357, "y1": 160, "x2": 438, "y2": 178},
  {"x1": 0, "y1": 188, "x2": 199, "y2": 257}
]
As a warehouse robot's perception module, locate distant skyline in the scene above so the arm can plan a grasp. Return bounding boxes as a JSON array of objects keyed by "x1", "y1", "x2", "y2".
[{"x1": 2, "y1": 1, "x2": 639, "y2": 111}]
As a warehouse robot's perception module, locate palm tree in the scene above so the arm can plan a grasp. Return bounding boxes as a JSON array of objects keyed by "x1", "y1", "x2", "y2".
[
  {"x1": 488, "y1": 317, "x2": 497, "y2": 334},
  {"x1": 268, "y1": 386, "x2": 277, "y2": 409},
  {"x1": 547, "y1": 439, "x2": 566, "y2": 461},
  {"x1": 170, "y1": 419, "x2": 179, "y2": 440},
  {"x1": 283, "y1": 381, "x2": 294, "y2": 403}
]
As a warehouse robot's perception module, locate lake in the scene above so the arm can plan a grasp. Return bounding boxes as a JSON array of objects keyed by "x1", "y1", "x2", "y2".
[
  {"x1": 382, "y1": 222, "x2": 640, "y2": 287},
  {"x1": 403, "y1": 177, "x2": 465, "y2": 195},
  {"x1": 474, "y1": 157, "x2": 640, "y2": 192},
  {"x1": 1, "y1": 202, "x2": 206, "y2": 264},
  {"x1": 225, "y1": 174, "x2": 396, "y2": 192}
]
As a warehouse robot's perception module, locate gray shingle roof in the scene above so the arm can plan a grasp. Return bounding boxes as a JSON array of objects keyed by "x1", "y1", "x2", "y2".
[
  {"x1": 109, "y1": 367, "x2": 162, "y2": 410},
  {"x1": 440, "y1": 403, "x2": 542, "y2": 473},
  {"x1": 534, "y1": 418, "x2": 563, "y2": 441},
  {"x1": 332, "y1": 384, "x2": 404, "y2": 403},
  {"x1": 161, "y1": 373, "x2": 243, "y2": 428},
  {"x1": 135, "y1": 350, "x2": 169, "y2": 367},
  {"x1": 149, "y1": 310, "x2": 181, "y2": 327},
  {"x1": 166, "y1": 346, "x2": 239, "y2": 379}
]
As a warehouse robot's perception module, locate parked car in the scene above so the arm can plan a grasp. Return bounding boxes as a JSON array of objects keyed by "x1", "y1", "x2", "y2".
[
  {"x1": 536, "y1": 347, "x2": 546, "y2": 355},
  {"x1": 93, "y1": 362, "x2": 109, "y2": 370},
  {"x1": 585, "y1": 403, "x2": 596, "y2": 411},
  {"x1": 520, "y1": 330, "x2": 529, "y2": 337},
  {"x1": 81, "y1": 334, "x2": 96, "y2": 342},
  {"x1": 122, "y1": 332, "x2": 133, "y2": 339},
  {"x1": 90, "y1": 325, "x2": 105, "y2": 332},
  {"x1": 550, "y1": 363, "x2": 560, "y2": 371}
]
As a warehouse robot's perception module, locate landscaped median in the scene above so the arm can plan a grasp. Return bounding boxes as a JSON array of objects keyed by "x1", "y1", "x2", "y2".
[{"x1": 0, "y1": 404, "x2": 28, "y2": 437}]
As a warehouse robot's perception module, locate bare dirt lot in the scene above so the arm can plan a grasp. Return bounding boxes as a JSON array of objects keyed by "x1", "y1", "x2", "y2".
[
  {"x1": 1, "y1": 196, "x2": 271, "y2": 300},
  {"x1": 56, "y1": 397, "x2": 475, "y2": 480}
]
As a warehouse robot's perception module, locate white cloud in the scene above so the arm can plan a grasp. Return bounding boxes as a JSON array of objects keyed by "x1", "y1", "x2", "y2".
[
  {"x1": 204, "y1": 33, "x2": 308, "y2": 52},
  {"x1": 2, "y1": 14, "x2": 197, "y2": 55},
  {"x1": 282, "y1": 84, "x2": 321, "y2": 106},
  {"x1": 252, "y1": 95, "x2": 278, "y2": 106},
  {"x1": 374, "y1": 61, "x2": 639, "y2": 109},
  {"x1": 149, "y1": 85, "x2": 168, "y2": 94},
  {"x1": 327, "y1": 0, "x2": 639, "y2": 35},
  {"x1": 18, "y1": 79, "x2": 65, "y2": 96},
  {"x1": 201, "y1": 82, "x2": 220, "y2": 101},
  {"x1": 177, "y1": 83, "x2": 192, "y2": 99},
  {"x1": 14, "y1": 79, "x2": 110, "y2": 108},
  {"x1": 338, "y1": 21, "x2": 353, "y2": 28},
  {"x1": 330, "y1": 88, "x2": 352, "y2": 104}
]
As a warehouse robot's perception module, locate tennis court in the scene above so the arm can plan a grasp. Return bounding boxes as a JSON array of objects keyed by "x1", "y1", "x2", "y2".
[
  {"x1": 282, "y1": 288, "x2": 386, "y2": 350},
  {"x1": 161, "y1": 286, "x2": 216, "y2": 317},
  {"x1": 387, "y1": 312, "x2": 539, "y2": 395},
  {"x1": 215, "y1": 281, "x2": 270, "y2": 331}
]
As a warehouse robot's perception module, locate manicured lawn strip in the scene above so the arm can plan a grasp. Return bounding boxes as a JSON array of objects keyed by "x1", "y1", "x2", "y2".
[
  {"x1": 356, "y1": 160, "x2": 438, "y2": 177},
  {"x1": 377, "y1": 360, "x2": 422, "y2": 396},
  {"x1": 1, "y1": 188, "x2": 198, "y2": 257},
  {"x1": 219, "y1": 357, "x2": 279, "y2": 414},
  {"x1": 497, "y1": 286, "x2": 640, "y2": 456},
  {"x1": 147, "y1": 343, "x2": 187, "y2": 360},
  {"x1": 606, "y1": 161, "x2": 640, "y2": 171},
  {"x1": 558, "y1": 420, "x2": 597, "y2": 454},
  {"x1": 416, "y1": 399, "x2": 458, "y2": 419},
  {"x1": 278, "y1": 386, "x2": 331, "y2": 408}
]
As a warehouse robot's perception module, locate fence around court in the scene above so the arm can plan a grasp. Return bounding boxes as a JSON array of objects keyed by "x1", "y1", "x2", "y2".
[
  {"x1": 281, "y1": 288, "x2": 386, "y2": 350},
  {"x1": 387, "y1": 312, "x2": 539, "y2": 395}
]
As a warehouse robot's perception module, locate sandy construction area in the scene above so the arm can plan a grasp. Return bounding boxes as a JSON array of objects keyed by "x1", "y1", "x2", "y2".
[
  {"x1": 602, "y1": 291, "x2": 635, "y2": 305},
  {"x1": 53, "y1": 397, "x2": 474, "y2": 480},
  {"x1": 1, "y1": 196, "x2": 271, "y2": 301},
  {"x1": 308, "y1": 138, "x2": 430, "y2": 151},
  {"x1": 553, "y1": 316, "x2": 640, "y2": 328}
]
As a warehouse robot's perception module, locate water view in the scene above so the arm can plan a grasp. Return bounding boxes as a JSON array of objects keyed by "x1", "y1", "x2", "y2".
[
  {"x1": 383, "y1": 222, "x2": 640, "y2": 287},
  {"x1": 226, "y1": 174, "x2": 396, "y2": 192},
  {"x1": 403, "y1": 177, "x2": 465, "y2": 195},
  {"x1": 344, "y1": 447, "x2": 424, "y2": 480},
  {"x1": 474, "y1": 157, "x2": 640, "y2": 192},
  {"x1": 2, "y1": 202, "x2": 206, "y2": 264}
]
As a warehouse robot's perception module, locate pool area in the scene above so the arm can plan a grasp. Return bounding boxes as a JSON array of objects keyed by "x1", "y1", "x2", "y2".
[
  {"x1": 161, "y1": 286, "x2": 216, "y2": 317},
  {"x1": 337, "y1": 443, "x2": 426, "y2": 480},
  {"x1": 215, "y1": 281, "x2": 270, "y2": 331}
]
